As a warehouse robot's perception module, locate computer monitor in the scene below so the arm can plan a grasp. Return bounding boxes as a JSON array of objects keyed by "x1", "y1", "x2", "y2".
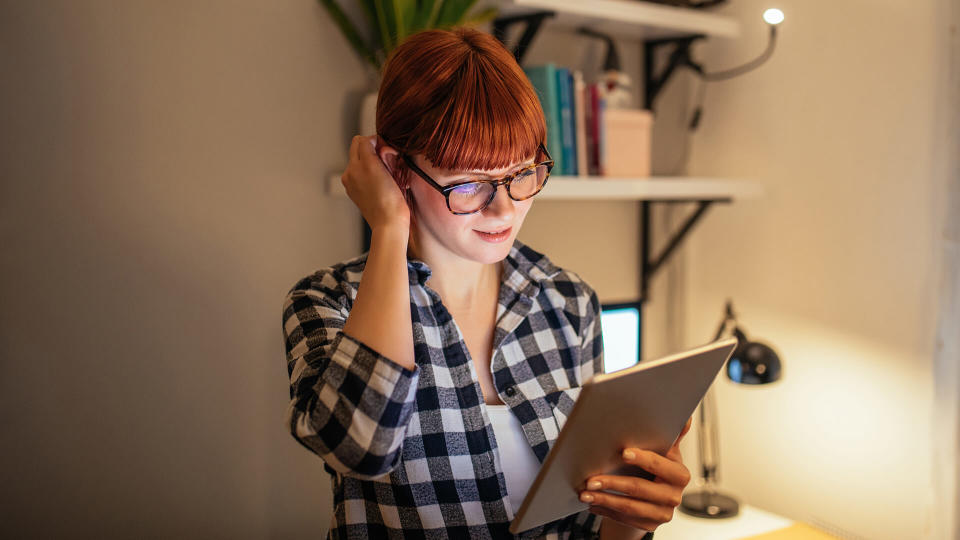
[{"x1": 600, "y1": 302, "x2": 642, "y2": 373}]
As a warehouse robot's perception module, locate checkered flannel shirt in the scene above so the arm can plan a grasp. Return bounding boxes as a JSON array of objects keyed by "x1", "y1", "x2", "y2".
[{"x1": 282, "y1": 239, "x2": 605, "y2": 539}]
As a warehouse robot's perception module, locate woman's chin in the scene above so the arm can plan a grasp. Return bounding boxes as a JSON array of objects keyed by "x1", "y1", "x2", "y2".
[{"x1": 464, "y1": 233, "x2": 515, "y2": 264}]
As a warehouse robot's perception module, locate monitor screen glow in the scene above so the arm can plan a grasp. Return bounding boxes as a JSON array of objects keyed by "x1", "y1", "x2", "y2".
[{"x1": 600, "y1": 305, "x2": 641, "y2": 373}]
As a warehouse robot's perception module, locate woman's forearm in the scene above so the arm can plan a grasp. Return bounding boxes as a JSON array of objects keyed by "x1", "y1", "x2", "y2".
[{"x1": 342, "y1": 223, "x2": 416, "y2": 370}]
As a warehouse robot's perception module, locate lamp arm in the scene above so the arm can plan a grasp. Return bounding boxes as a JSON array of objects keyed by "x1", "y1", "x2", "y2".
[
  {"x1": 698, "y1": 303, "x2": 733, "y2": 491},
  {"x1": 713, "y1": 314, "x2": 732, "y2": 341},
  {"x1": 701, "y1": 25, "x2": 778, "y2": 82},
  {"x1": 696, "y1": 385, "x2": 722, "y2": 490}
]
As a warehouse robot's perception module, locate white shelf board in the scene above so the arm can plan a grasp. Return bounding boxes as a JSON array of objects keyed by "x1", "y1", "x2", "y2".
[
  {"x1": 327, "y1": 174, "x2": 761, "y2": 202},
  {"x1": 539, "y1": 176, "x2": 761, "y2": 200},
  {"x1": 496, "y1": 0, "x2": 740, "y2": 40}
]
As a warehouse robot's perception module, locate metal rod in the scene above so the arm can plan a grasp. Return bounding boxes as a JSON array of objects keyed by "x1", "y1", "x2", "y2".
[{"x1": 648, "y1": 200, "x2": 712, "y2": 276}]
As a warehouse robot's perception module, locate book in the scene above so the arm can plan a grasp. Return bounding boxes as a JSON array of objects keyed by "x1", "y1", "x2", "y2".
[
  {"x1": 523, "y1": 64, "x2": 564, "y2": 175},
  {"x1": 573, "y1": 70, "x2": 587, "y2": 177},
  {"x1": 556, "y1": 67, "x2": 576, "y2": 176},
  {"x1": 585, "y1": 83, "x2": 601, "y2": 176}
]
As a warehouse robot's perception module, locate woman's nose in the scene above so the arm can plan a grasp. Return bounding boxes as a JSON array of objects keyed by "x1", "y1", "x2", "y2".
[{"x1": 482, "y1": 185, "x2": 516, "y2": 220}]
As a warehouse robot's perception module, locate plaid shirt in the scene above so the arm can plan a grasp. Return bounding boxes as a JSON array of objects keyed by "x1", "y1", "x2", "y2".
[{"x1": 282, "y1": 239, "x2": 605, "y2": 539}]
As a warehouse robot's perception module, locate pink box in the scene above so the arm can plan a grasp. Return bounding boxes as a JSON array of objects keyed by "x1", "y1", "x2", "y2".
[{"x1": 601, "y1": 108, "x2": 654, "y2": 178}]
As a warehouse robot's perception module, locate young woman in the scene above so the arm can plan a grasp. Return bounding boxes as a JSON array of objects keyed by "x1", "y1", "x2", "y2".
[{"x1": 282, "y1": 26, "x2": 692, "y2": 539}]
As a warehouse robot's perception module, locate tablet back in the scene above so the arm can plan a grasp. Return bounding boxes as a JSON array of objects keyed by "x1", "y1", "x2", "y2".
[{"x1": 509, "y1": 337, "x2": 738, "y2": 534}]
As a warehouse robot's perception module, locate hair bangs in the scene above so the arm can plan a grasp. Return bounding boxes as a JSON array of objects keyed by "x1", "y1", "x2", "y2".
[
  {"x1": 421, "y1": 55, "x2": 547, "y2": 173},
  {"x1": 377, "y1": 27, "x2": 549, "y2": 182}
]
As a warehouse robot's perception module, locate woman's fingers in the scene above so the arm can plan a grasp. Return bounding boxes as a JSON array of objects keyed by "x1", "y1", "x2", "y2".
[
  {"x1": 621, "y1": 448, "x2": 691, "y2": 487},
  {"x1": 588, "y1": 505, "x2": 659, "y2": 534},
  {"x1": 580, "y1": 489, "x2": 675, "y2": 526},
  {"x1": 666, "y1": 443, "x2": 682, "y2": 462},
  {"x1": 679, "y1": 416, "x2": 692, "y2": 439},
  {"x1": 341, "y1": 134, "x2": 410, "y2": 231},
  {"x1": 583, "y1": 474, "x2": 680, "y2": 507}
]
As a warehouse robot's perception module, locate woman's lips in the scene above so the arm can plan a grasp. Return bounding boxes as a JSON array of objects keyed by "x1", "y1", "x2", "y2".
[{"x1": 474, "y1": 226, "x2": 512, "y2": 243}]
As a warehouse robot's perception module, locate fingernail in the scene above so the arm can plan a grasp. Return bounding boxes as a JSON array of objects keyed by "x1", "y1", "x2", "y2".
[
  {"x1": 587, "y1": 480, "x2": 602, "y2": 490},
  {"x1": 580, "y1": 492, "x2": 594, "y2": 503},
  {"x1": 623, "y1": 449, "x2": 636, "y2": 461}
]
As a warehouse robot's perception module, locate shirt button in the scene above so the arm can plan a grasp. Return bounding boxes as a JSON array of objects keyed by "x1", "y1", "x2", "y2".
[{"x1": 504, "y1": 385, "x2": 517, "y2": 398}]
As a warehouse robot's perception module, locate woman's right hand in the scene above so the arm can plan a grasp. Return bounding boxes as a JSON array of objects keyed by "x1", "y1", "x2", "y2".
[{"x1": 341, "y1": 135, "x2": 411, "y2": 232}]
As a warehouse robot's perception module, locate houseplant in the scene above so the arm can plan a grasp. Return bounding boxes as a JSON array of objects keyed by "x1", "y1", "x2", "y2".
[{"x1": 320, "y1": 0, "x2": 500, "y2": 134}]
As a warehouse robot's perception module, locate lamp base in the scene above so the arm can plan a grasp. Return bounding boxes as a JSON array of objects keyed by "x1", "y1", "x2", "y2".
[{"x1": 679, "y1": 491, "x2": 740, "y2": 519}]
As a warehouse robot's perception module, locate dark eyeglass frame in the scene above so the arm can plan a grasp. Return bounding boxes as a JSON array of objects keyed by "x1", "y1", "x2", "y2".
[{"x1": 399, "y1": 142, "x2": 554, "y2": 215}]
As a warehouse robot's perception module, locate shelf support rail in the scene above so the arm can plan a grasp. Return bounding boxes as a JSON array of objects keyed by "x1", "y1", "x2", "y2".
[
  {"x1": 643, "y1": 35, "x2": 708, "y2": 111},
  {"x1": 639, "y1": 199, "x2": 729, "y2": 301},
  {"x1": 492, "y1": 10, "x2": 556, "y2": 64}
]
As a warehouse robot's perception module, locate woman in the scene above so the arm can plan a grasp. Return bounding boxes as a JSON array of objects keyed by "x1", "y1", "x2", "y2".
[{"x1": 282, "y1": 26, "x2": 691, "y2": 539}]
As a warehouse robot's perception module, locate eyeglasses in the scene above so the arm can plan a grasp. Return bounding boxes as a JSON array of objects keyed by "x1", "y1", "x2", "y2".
[{"x1": 400, "y1": 142, "x2": 554, "y2": 215}]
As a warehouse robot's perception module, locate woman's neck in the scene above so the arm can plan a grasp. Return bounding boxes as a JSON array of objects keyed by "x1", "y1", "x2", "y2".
[{"x1": 408, "y1": 235, "x2": 501, "y2": 311}]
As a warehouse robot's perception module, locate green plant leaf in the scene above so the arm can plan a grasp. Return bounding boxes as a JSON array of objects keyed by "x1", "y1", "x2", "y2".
[
  {"x1": 318, "y1": 0, "x2": 379, "y2": 69},
  {"x1": 463, "y1": 5, "x2": 498, "y2": 26},
  {"x1": 400, "y1": 0, "x2": 422, "y2": 34},
  {"x1": 393, "y1": 0, "x2": 406, "y2": 42},
  {"x1": 358, "y1": 0, "x2": 382, "y2": 50},
  {"x1": 424, "y1": 0, "x2": 444, "y2": 29},
  {"x1": 435, "y1": 0, "x2": 479, "y2": 28},
  {"x1": 410, "y1": 0, "x2": 438, "y2": 31},
  {"x1": 374, "y1": 0, "x2": 395, "y2": 51}
]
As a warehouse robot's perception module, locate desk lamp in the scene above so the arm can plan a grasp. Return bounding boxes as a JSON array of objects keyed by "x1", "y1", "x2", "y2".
[{"x1": 679, "y1": 300, "x2": 782, "y2": 518}]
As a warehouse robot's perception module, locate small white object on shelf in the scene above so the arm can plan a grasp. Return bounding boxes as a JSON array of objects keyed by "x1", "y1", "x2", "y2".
[
  {"x1": 496, "y1": 0, "x2": 741, "y2": 40},
  {"x1": 326, "y1": 175, "x2": 761, "y2": 202}
]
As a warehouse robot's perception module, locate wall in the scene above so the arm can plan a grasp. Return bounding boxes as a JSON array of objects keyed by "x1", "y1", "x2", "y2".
[
  {"x1": 1, "y1": 1, "x2": 363, "y2": 537},
  {"x1": 2, "y1": 1, "x2": 954, "y2": 538},
  {"x1": 672, "y1": 1, "x2": 955, "y2": 539}
]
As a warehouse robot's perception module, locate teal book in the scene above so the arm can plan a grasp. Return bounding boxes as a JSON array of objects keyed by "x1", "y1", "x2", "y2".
[
  {"x1": 556, "y1": 67, "x2": 576, "y2": 175},
  {"x1": 523, "y1": 63, "x2": 563, "y2": 175}
]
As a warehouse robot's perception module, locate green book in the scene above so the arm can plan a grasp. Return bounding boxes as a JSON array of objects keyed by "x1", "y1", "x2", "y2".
[{"x1": 523, "y1": 63, "x2": 563, "y2": 175}]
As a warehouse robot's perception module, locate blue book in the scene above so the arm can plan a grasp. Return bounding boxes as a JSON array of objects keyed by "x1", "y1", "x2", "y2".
[
  {"x1": 523, "y1": 63, "x2": 563, "y2": 175},
  {"x1": 555, "y1": 67, "x2": 576, "y2": 175}
]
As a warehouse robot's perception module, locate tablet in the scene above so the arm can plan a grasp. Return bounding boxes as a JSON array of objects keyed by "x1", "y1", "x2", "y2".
[{"x1": 509, "y1": 337, "x2": 739, "y2": 534}]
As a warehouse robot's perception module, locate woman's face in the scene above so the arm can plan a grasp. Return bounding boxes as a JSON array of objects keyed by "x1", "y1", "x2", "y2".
[{"x1": 407, "y1": 153, "x2": 536, "y2": 265}]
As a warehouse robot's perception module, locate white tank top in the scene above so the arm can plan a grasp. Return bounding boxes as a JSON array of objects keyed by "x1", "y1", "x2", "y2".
[{"x1": 486, "y1": 404, "x2": 542, "y2": 513}]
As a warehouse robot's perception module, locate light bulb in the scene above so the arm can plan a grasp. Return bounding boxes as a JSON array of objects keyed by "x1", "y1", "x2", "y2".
[{"x1": 763, "y1": 8, "x2": 785, "y2": 25}]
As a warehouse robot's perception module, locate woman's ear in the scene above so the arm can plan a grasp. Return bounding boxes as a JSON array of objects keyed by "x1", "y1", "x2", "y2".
[{"x1": 375, "y1": 136, "x2": 401, "y2": 177}]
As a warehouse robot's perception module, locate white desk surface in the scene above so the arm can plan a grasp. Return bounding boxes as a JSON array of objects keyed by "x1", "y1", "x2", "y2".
[{"x1": 654, "y1": 503, "x2": 795, "y2": 540}]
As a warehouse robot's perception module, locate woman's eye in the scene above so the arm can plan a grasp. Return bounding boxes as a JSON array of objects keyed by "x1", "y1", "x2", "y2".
[{"x1": 452, "y1": 183, "x2": 483, "y2": 195}]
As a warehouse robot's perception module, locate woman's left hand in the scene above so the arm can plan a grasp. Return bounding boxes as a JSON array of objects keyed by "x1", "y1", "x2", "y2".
[{"x1": 581, "y1": 416, "x2": 693, "y2": 536}]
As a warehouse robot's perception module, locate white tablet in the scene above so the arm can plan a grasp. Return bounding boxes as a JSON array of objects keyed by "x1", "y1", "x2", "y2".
[{"x1": 509, "y1": 337, "x2": 739, "y2": 534}]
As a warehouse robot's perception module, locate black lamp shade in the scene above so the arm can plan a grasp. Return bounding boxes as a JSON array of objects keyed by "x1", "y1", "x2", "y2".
[{"x1": 726, "y1": 328, "x2": 781, "y2": 385}]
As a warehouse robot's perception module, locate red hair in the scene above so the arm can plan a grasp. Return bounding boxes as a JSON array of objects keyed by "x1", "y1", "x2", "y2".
[{"x1": 375, "y1": 26, "x2": 547, "y2": 192}]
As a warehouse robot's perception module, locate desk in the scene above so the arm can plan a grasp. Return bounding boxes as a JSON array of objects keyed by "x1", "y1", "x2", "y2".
[{"x1": 653, "y1": 504, "x2": 837, "y2": 539}]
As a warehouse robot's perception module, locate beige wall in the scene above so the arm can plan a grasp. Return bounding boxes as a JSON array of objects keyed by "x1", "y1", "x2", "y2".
[
  {"x1": 672, "y1": 1, "x2": 955, "y2": 539},
  {"x1": 1, "y1": 1, "x2": 955, "y2": 539},
  {"x1": 1, "y1": 1, "x2": 362, "y2": 537}
]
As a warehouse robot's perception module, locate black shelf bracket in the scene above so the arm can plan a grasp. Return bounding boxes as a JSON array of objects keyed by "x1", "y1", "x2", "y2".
[
  {"x1": 643, "y1": 34, "x2": 707, "y2": 111},
  {"x1": 639, "y1": 198, "x2": 730, "y2": 302},
  {"x1": 492, "y1": 10, "x2": 556, "y2": 65}
]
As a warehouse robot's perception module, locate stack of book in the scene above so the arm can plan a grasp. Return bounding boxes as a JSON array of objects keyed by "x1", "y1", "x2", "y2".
[{"x1": 523, "y1": 63, "x2": 653, "y2": 179}]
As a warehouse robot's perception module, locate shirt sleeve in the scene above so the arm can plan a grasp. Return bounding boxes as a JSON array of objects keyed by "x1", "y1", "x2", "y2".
[
  {"x1": 579, "y1": 283, "x2": 605, "y2": 381},
  {"x1": 575, "y1": 283, "x2": 605, "y2": 538},
  {"x1": 281, "y1": 270, "x2": 420, "y2": 480}
]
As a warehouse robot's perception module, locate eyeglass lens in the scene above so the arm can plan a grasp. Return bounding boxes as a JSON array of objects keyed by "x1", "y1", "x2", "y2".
[{"x1": 447, "y1": 164, "x2": 550, "y2": 214}]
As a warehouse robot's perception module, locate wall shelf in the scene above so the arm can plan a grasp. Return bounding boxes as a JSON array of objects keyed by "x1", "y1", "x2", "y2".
[
  {"x1": 539, "y1": 176, "x2": 761, "y2": 201},
  {"x1": 496, "y1": 0, "x2": 741, "y2": 41},
  {"x1": 327, "y1": 175, "x2": 761, "y2": 202}
]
